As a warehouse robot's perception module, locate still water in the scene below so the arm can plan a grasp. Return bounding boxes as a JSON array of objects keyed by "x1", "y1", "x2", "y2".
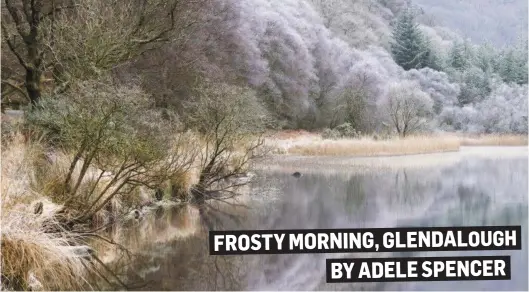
[{"x1": 108, "y1": 147, "x2": 527, "y2": 291}]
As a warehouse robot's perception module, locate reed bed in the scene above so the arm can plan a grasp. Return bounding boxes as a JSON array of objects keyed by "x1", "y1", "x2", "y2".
[
  {"x1": 270, "y1": 134, "x2": 461, "y2": 157},
  {"x1": 267, "y1": 131, "x2": 527, "y2": 157}
]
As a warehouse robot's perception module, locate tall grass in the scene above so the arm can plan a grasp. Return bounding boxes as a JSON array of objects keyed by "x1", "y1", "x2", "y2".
[
  {"x1": 1, "y1": 135, "x2": 93, "y2": 290},
  {"x1": 0, "y1": 132, "x2": 202, "y2": 290},
  {"x1": 267, "y1": 131, "x2": 527, "y2": 157},
  {"x1": 276, "y1": 135, "x2": 461, "y2": 157}
]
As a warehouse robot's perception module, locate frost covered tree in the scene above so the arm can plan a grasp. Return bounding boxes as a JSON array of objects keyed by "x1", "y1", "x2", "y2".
[
  {"x1": 383, "y1": 81, "x2": 434, "y2": 136},
  {"x1": 513, "y1": 37, "x2": 529, "y2": 84},
  {"x1": 405, "y1": 68, "x2": 459, "y2": 114},
  {"x1": 421, "y1": 38, "x2": 442, "y2": 71},
  {"x1": 474, "y1": 43, "x2": 497, "y2": 73},
  {"x1": 456, "y1": 67, "x2": 493, "y2": 105},
  {"x1": 497, "y1": 41, "x2": 528, "y2": 85},
  {"x1": 390, "y1": 6, "x2": 430, "y2": 70},
  {"x1": 309, "y1": 0, "x2": 394, "y2": 49},
  {"x1": 439, "y1": 82, "x2": 527, "y2": 134},
  {"x1": 448, "y1": 41, "x2": 469, "y2": 71},
  {"x1": 157, "y1": 0, "x2": 409, "y2": 129},
  {"x1": 474, "y1": 83, "x2": 528, "y2": 134}
]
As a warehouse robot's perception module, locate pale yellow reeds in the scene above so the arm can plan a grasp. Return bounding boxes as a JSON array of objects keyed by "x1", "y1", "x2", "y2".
[
  {"x1": 267, "y1": 131, "x2": 527, "y2": 157},
  {"x1": 280, "y1": 135, "x2": 460, "y2": 157}
]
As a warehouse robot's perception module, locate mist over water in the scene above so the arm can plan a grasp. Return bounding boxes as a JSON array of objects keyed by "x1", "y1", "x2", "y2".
[{"x1": 119, "y1": 151, "x2": 527, "y2": 291}]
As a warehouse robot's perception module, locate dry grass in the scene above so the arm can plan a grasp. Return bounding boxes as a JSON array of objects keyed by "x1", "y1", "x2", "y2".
[
  {"x1": 23, "y1": 140, "x2": 133, "y2": 226},
  {"x1": 1, "y1": 134, "x2": 93, "y2": 290},
  {"x1": 0, "y1": 132, "x2": 203, "y2": 290},
  {"x1": 167, "y1": 170, "x2": 199, "y2": 201},
  {"x1": 1, "y1": 128, "x2": 249, "y2": 289},
  {"x1": 273, "y1": 134, "x2": 461, "y2": 157},
  {"x1": 458, "y1": 134, "x2": 528, "y2": 146},
  {"x1": 1, "y1": 213, "x2": 94, "y2": 290},
  {"x1": 266, "y1": 131, "x2": 527, "y2": 157}
]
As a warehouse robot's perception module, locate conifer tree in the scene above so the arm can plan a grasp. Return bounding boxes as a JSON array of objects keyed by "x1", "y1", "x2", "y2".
[
  {"x1": 422, "y1": 38, "x2": 442, "y2": 71},
  {"x1": 499, "y1": 37, "x2": 529, "y2": 84},
  {"x1": 449, "y1": 42, "x2": 467, "y2": 71},
  {"x1": 390, "y1": 6, "x2": 429, "y2": 70},
  {"x1": 475, "y1": 43, "x2": 496, "y2": 73}
]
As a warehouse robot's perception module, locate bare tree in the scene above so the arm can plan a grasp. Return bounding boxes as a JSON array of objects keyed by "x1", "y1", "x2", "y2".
[
  {"x1": 383, "y1": 81, "x2": 433, "y2": 137},
  {"x1": 1, "y1": 0, "x2": 198, "y2": 106},
  {"x1": 182, "y1": 83, "x2": 268, "y2": 206}
]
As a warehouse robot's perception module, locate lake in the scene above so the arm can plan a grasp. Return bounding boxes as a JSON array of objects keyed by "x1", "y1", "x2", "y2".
[{"x1": 105, "y1": 147, "x2": 528, "y2": 291}]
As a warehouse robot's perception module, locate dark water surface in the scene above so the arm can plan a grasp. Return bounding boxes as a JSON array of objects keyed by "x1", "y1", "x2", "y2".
[{"x1": 116, "y1": 151, "x2": 528, "y2": 291}]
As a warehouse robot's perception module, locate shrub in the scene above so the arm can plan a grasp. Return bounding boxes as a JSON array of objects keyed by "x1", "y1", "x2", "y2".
[
  {"x1": 1, "y1": 111, "x2": 25, "y2": 147},
  {"x1": 1, "y1": 117, "x2": 17, "y2": 146},
  {"x1": 322, "y1": 123, "x2": 361, "y2": 140},
  {"x1": 334, "y1": 122, "x2": 361, "y2": 138},
  {"x1": 182, "y1": 83, "x2": 268, "y2": 204},
  {"x1": 25, "y1": 78, "x2": 195, "y2": 222},
  {"x1": 322, "y1": 128, "x2": 341, "y2": 140}
]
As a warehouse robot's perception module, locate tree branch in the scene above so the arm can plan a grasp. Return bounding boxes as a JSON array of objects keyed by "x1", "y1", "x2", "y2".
[
  {"x1": 1, "y1": 22, "x2": 29, "y2": 70},
  {"x1": 1, "y1": 79, "x2": 30, "y2": 101}
]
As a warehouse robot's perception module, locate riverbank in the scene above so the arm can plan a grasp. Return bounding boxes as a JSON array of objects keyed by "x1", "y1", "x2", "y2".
[
  {"x1": 101, "y1": 147, "x2": 528, "y2": 290},
  {"x1": 0, "y1": 131, "x2": 251, "y2": 290},
  {"x1": 1, "y1": 136, "x2": 92, "y2": 290},
  {"x1": 265, "y1": 131, "x2": 527, "y2": 157},
  {"x1": 255, "y1": 146, "x2": 529, "y2": 175},
  {"x1": 1, "y1": 128, "x2": 527, "y2": 289}
]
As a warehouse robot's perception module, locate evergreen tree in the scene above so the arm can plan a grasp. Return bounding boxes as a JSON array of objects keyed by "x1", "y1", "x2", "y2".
[
  {"x1": 500, "y1": 50, "x2": 517, "y2": 83},
  {"x1": 516, "y1": 37, "x2": 529, "y2": 84},
  {"x1": 457, "y1": 66, "x2": 491, "y2": 105},
  {"x1": 390, "y1": 6, "x2": 429, "y2": 70},
  {"x1": 491, "y1": 36, "x2": 528, "y2": 85},
  {"x1": 422, "y1": 38, "x2": 443, "y2": 71},
  {"x1": 449, "y1": 42, "x2": 467, "y2": 71},
  {"x1": 508, "y1": 37, "x2": 528, "y2": 84},
  {"x1": 475, "y1": 43, "x2": 496, "y2": 73}
]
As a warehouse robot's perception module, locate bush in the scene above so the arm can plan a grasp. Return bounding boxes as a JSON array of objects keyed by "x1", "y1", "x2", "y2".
[
  {"x1": 334, "y1": 122, "x2": 361, "y2": 138},
  {"x1": 182, "y1": 83, "x2": 268, "y2": 204},
  {"x1": 25, "y1": 78, "x2": 194, "y2": 222},
  {"x1": 322, "y1": 128, "x2": 341, "y2": 140},
  {"x1": 322, "y1": 123, "x2": 361, "y2": 140}
]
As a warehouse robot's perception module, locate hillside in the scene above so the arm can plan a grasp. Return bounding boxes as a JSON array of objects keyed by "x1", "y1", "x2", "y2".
[{"x1": 414, "y1": 0, "x2": 528, "y2": 46}]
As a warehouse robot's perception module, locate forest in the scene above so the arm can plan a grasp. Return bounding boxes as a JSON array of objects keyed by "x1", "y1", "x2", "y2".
[
  {"x1": 2, "y1": 0, "x2": 528, "y2": 135},
  {"x1": 1, "y1": 0, "x2": 527, "y2": 290}
]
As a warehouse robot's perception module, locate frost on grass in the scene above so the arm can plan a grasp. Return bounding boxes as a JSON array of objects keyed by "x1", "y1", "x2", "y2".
[{"x1": 1, "y1": 135, "x2": 92, "y2": 291}]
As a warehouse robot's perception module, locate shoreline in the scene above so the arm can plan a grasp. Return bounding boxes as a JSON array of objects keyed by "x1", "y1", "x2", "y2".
[
  {"x1": 2, "y1": 129, "x2": 526, "y2": 289},
  {"x1": 264, "y1": 132, "x2": 527, "y2": 158},
  {"x1": 254, "y1": 146, "x2": 528, "y2": 173}
]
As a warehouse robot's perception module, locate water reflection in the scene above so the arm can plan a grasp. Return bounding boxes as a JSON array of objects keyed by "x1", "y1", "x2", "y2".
[{"x1": 113, "y1": 154, "x2": 527, "y2": 291}]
